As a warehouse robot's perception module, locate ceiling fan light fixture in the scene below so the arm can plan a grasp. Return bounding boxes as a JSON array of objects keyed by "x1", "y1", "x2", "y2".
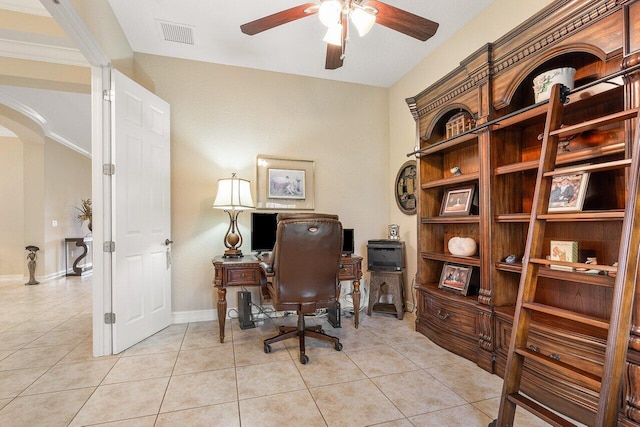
[
  {"x1": 318, "y1": 0, "x2": 342, "y2": 27},
  {"x1": 323, "y1": 23, "x2": 342, "y2": 46},
  {"x1": 351, "y1": 6, "x2": 377, "y2": 37}
]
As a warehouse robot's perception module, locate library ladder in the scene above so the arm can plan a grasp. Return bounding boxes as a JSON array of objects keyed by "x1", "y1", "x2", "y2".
[{"x1": 491, "y1": 83, "x2": 640, "y2": 427}]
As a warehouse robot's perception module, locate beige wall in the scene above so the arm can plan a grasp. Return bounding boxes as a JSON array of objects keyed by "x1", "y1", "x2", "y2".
[
  {"x1": 134, "y1": 53, "x2": 390, "y2": 313},
  {"x1": 388, "y1": 0, "x2": 554, "y2": 304},
  {"x1": 0, "y1": 136, "x2": 24, "y2": 276},
  {"x1": 0, "y1": 110, "x2": 90, "y2": 279},
  {"x1": 43, "y1": 140, "x2": 92, "y2": 276}
]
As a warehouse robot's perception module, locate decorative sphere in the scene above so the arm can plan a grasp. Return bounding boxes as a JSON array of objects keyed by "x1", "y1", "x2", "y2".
[{"x1": 448, "y1": 237, "x2": 477, "y2": 257}]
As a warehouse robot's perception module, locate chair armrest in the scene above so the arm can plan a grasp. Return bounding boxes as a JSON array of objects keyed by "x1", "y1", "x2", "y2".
[{"x1": 259, "y1": 261, "x2": 274, "y2": 276}]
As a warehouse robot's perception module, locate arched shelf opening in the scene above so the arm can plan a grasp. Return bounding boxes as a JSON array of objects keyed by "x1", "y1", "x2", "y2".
[{"x1": 498, "y1": 49, "x2": 607, "y2": 115}]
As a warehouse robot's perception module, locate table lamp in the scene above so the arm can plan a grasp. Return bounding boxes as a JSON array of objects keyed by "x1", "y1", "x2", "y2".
[{"x1": 213, "y1": 173, "x2": 255, "y2": 258}]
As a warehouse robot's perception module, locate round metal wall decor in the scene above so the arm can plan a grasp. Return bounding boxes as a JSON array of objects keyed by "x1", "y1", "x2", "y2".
[{"x1": 395, "y1": 160, "x2": 417, "y2": 215}]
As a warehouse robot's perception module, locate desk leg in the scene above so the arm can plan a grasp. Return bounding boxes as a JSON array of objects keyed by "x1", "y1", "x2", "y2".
[
  {"x1": 217, "y1": 288, "x2": 227, "y2": 343},
  {"x1": 353, "y1": 279, "x2": 360, "y2": 328},
  {"x1": 72, "y1": 241, "x2": 89, "y2": 275}
]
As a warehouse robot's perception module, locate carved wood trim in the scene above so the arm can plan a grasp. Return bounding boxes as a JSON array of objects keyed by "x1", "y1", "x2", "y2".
[
  {"x1": 492, "y1": 0, "x2": 619, "y2": 75},
  {"x1": 410, "y1": 0, "x2": 622, "y2": 119},
  {"x1": 478, "y1": 309, "x2": 494, "y2": 351},
  {"x1": 626, "y1": 362, "x2": 640, "y2": 422}
]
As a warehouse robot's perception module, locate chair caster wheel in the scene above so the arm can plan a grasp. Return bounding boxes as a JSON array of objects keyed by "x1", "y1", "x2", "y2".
[
  {"x1": 335, "y1": 342, "x2": 343, "y2": 351},
  {"x1": 264, "y1": 344, "x2": 271, "y2": 354},
  {"x1": 300, "y1": 354, "x2": 309, "y2": 364}
]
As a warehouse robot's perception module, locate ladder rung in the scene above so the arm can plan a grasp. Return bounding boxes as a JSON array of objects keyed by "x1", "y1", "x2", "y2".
[
  {"x1": 539, "y1": 210, "x2": 625, "y2": 221},
  {"x1": 515, "y1": 347, "x2": 602, "y2": 391},
  {"x1": 543, "y1": 159, "x2": 632, "y2": 177},
  {"x1": 549, "y1": 108, "x2": 639, "y2": 138},
  {"x1": 522, "y1": 302, "x2": 609, "y2": 329},
  {"x1": 507, "y1": 393, "x2": 579, "y2": 427},
  {"x1": 529, "y1": 257, "x2": 618, "y2": 273}
]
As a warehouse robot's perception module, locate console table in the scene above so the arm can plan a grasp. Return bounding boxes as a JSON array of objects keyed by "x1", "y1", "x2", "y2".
[
  {"x1": 212, "y1": 254, "x2": 363, "y2": 343},
  {"x1": 65, "y1": 237, "x2": 93, "y2": 276}
]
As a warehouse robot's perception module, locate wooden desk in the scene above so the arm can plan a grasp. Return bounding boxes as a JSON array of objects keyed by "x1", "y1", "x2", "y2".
[{"x1": 212, "y1": 254, "x2": 363, "y2": 343}]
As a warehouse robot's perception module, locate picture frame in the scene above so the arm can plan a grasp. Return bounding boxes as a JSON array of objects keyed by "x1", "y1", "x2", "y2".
[
  {"x1": 438, "y1": 262, "x2": 474, "y2": 295},
  {"x1": 256, "y1": 156, "x2": 315, "y2": 210},
  {"x1": 549, "y1": 240, "x2": 578, "y2": 271},
  {"x1": 440, "y1": 185, "x2": 475, "y2": 216},
  {"x1": 548, "y1": 170, "x2": 590, "y2": 212}
]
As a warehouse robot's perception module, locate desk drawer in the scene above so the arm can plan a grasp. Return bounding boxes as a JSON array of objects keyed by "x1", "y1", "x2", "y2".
[
  {"x1": 338, "y1": 263, "x2": 356, "y2": 280},
  {"x1": 226, "y1": 268, "x2": 260, "y2": 286}
]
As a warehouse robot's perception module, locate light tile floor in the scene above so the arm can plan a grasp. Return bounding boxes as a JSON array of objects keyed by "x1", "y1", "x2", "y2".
[{"x1": 0, "y1": 275, "x2": 553, "y2": 426}]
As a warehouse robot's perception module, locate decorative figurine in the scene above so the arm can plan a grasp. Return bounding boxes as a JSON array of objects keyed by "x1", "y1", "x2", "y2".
[
  {"x1": 450, "y1": 166, "x2": 462, "y2": 176},
  {"x1": 25, "y1": 245, "x2": 40, "y2": 286},
  {"x1": 388, "y1": 224, "x2": 400, "y2": 240},
  {"x1": 505, "y1": 254, "x2": 517, "y2": 264}
]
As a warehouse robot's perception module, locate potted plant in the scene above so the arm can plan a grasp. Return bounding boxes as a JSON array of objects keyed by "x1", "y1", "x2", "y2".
[{"x1": 76, "y1": 198, "x2": 92, "y2": 232}]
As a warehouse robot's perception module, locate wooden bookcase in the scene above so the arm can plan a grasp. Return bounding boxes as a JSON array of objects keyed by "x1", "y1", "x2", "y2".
[{"x1": 407, "y1": 0, "x2": 640, "y2": 423}]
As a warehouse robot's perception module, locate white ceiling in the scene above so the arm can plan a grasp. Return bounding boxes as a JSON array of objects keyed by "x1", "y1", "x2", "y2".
[
  {"x1": 106, "y1": 0, "x2": 494, "y2": 88},
  {"x1": 0, "y1": 0, "x2": 496, "y2": 154}
]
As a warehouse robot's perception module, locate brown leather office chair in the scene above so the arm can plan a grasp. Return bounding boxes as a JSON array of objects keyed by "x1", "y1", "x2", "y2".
[{"x1": 260, "y1": 213, "x2": 343, "y2": 364}]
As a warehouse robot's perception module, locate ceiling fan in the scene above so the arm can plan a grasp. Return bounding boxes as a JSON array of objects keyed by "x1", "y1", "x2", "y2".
[{"x1": 240, "y1": 1, "x2": 439, "y2": 70}]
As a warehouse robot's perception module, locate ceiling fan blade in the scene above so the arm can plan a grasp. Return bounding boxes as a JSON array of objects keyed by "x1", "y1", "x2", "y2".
[
  {"x1": 240, "y1": 3, "x2": 317, "y2": 35},
  {"x1": 325, "y1": 18, "x2": 347, "y2": 70},
  {"x1": 367, "y1": 1, "x2": 439, "y2": 41},
  {"x1": 325, "y1": 44, "x2": 343, "y2": 69}
]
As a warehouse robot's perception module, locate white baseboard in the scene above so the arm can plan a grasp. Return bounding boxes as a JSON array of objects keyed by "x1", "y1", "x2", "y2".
[
  {"x1": 171, "y1": 307, "x2": 252, "y2": 324},
  {"x1": 172, "y1": 309, "x2": 217, "y2": 324}
]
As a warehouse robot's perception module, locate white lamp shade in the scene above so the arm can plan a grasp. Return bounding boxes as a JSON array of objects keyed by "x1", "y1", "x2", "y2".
[
  {"x1": 319, "y1": 0, "x2": 342, "y2": 27},
  {"x1": 351, "y1": 7, "x2": 376, "y2": 37},
  {"x1": 323, "y1": 24, "x2": 342, "y2": 46},
  {"x1": 213, "y1": 176, "x2": 255, "y2": 210}
]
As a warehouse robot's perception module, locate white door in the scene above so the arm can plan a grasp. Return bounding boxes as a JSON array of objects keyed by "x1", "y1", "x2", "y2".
[{"x1": 111, "y1": 69, "x2": 172, "y2": 353}]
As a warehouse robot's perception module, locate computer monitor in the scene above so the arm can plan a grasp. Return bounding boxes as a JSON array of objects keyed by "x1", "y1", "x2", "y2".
[
  {"x1": 342, "y1": 228, "x2": 354, "y2": 255},
  {"x1": 250, "y1": 212, "x2": 278, "y2": 254}
]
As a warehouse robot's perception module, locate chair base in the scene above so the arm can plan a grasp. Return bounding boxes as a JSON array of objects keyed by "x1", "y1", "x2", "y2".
[{"x1": 264, "y1": 314, "x2": 342, "y2": 364}]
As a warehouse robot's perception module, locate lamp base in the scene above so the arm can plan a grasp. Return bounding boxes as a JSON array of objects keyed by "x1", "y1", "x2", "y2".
[{"x1": 223, "y1": 249, "x2": 244, "y2": 258}]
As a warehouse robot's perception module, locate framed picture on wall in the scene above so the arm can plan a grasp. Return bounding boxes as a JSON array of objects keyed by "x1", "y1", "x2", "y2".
[{"x1": 256, "y1": 156, "x2": 315, "y2": 210}]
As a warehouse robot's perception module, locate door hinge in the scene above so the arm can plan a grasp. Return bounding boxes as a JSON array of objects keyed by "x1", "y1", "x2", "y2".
[
  {"x1": 104, "y1": 312, "x2": 116, "y2": 324},
  {"x1": 103, "y1": 164, "x2": 115, "y2": 175},
  {"x1": 103, "y1": 241, "x2": 116, "y2": 252},
  {"x1": 103, "y1": 89, "x2": 114, "y2": 102}
]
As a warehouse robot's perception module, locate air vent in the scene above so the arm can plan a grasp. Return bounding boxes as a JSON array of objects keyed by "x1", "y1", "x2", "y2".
[{"x1": 155, "y1": 19, "x2": 195, "y2": 45}]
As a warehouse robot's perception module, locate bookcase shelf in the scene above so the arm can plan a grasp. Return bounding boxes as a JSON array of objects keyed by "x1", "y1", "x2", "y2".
[{"x1": 407, "y1": 1, "x2": 640, "y2": 424}]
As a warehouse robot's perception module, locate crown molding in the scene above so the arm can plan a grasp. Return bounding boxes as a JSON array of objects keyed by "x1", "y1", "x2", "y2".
[
  {"x1": 0, "y1": 0, "x2": 49, "y2": 16},
  {"x1": 0, "y1": 88, "x2": 90, "y2": 158},
  {"x1": 0, "y1": 37, "x2": 88, "y2": 66}
]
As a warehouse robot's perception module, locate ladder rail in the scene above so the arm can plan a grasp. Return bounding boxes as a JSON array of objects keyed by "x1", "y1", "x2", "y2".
[{"x1": 595, "y1": 109, "x2": 640, "y2": 426}]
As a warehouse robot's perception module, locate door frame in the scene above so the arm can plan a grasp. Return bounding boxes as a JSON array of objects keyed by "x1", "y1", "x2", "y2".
[{"x1": 41, "y1": 0, "x2": 114, "y2": 356}]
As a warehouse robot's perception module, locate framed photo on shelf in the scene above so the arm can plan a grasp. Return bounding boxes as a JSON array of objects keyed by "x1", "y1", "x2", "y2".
[
  {"x1": 438, "y1": 263, "x2": 474, "y2": 295},
  {"x1": 548, "y1": 169, "x2": 590, "y2": 212},
  {"x1": 440, "y1": 185, "x2": 475, "y2": 216},
  {"x1": 256, "y1": 156, "x2": 315, "y2": 210},
  {"x1": 549, "y1": 240, "x2": 578, "y2": 271}
]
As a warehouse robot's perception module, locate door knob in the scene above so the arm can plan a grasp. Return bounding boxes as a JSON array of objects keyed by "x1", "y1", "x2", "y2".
[{"x1": 164, "y1": 239, "x2": 173, "y2": 246}]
